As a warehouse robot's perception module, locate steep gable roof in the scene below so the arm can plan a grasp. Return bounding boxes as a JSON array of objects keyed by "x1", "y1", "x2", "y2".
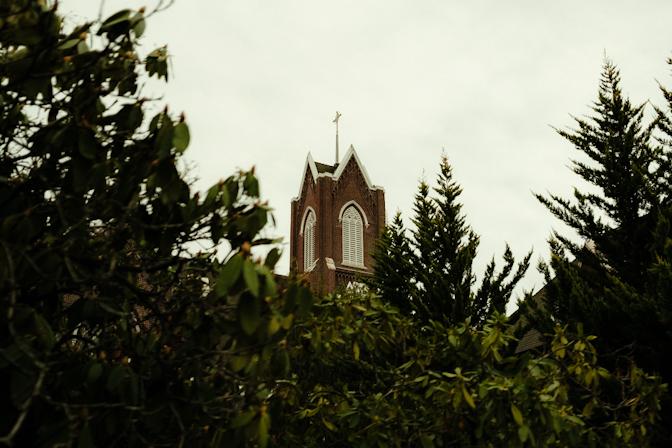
[
  {"x1": 293, "y1": 152, "x2": 318, "y2": 201},
  {"x1": 333, "y1": 145, "x2": 382, "y2": 192},
  {"x1": 292, "y1": 145, "x2": 384, "y2": 202}
]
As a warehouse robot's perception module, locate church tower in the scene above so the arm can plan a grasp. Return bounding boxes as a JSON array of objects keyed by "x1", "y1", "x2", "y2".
[{"x1": 290, "y1": 145, "x2": 386, "y2": 293}]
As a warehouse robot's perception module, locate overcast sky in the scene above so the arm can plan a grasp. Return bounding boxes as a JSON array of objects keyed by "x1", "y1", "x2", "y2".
[{"x1": 62, "y1": 0, "x2": 672, "y2": 305}]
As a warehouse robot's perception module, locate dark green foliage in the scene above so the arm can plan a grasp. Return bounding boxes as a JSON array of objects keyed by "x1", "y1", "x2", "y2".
[
  {"x1": 523, "y1": 59, "x2": 672, "y2": 443},
  {"x1": 536, "y1": 61, "x2": 660, "y2": 285},
  {"x1": 368, "y1": 212, "x2": 415, "y2": 314},
  {"x1": 653, "y1": 59, "x2": 672, "y2": 200},
  {"x1": 526, "y1": 60, "x2": 671, "y2": 360},
  {"x1": 0, "y1": 2, "x2": 307, "y2": 446},
  {"x1": 370, "y1": 156, "x2": 531, "y2": 327},
  {"x1": 0, "y1": 2, "x2": 668, "y2": 446},
  {"x1": 274, "y1": 289, "x2": 665, "y2": 447}
]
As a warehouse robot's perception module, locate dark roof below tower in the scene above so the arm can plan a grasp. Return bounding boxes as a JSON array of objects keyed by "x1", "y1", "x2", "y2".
[{"x1": 315, "y1": 162, "x2": 336, "y2": 174}]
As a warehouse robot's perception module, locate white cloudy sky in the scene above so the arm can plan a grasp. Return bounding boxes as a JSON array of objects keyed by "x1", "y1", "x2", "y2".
[{"x1": 61, "y1": 0, "x2": 672, "y2": 303}]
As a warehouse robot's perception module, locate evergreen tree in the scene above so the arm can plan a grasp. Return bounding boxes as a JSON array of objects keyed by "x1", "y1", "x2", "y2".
[
  {"x1": 371, "y1": 156, "x2": 530, "y2": 327},
  {"x1": 413, "y1": 158, "x2": 480, "y2": 324},
  {"x1": 653, "y1": 57, "x2": 672, "y2": 205},
  {"x1": 523, "y1": 59, "x2": 672, "y2": 443},
  {"x1": 367, "y1": 212, "x2": 415, "y2": 314},
  {"x1": 526, "y1": 60, "x2": 669, "y2": 352},
  {"x1": 408, "y1": 179, "x2": 438, "y2": 318},
  {"x1": 536, "y1": 61, "x2": 659, "y2": 287}
]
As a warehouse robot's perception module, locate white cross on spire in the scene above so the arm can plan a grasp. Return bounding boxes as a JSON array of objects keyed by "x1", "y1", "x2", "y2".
[{"x1": 333, "y1": 111, "x2": 342, "y2": 164}]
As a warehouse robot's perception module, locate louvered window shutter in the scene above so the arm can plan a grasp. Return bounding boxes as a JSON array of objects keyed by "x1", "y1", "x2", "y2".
[
  {"x1": 303, "y1": 211, "x2": 316, "y2": 271},
  {"x1": 342, "y1": 206, "x2": 364, "y2": 267}
]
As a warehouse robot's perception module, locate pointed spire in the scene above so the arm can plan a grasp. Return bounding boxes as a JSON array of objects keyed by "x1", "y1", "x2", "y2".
[{"x1": 332, "y1": 111, "x2": 342, "y2": 165}]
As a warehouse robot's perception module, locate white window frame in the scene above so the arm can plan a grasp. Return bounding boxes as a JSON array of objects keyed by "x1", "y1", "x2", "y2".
[
  {"x1": 302, "y1": 208, "x2": 317, "y2": 271},
  {"x1": 340, "y1": 204, "x2": 365, "y2": 268}
]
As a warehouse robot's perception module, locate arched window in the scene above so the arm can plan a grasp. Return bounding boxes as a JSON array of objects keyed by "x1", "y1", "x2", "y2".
[
  {"x1": 303, "y1": 210, "x2": 316, "y2": 271},
  {"x1": 342, "y1": 205, "x2": 364, "y2": 267}
]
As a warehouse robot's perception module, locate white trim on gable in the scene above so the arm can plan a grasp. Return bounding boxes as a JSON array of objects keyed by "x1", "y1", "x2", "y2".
[
  {"x1": 292, "y1": 152, "x2": 319, "y2": 202},
  {"x1": 333, "y1": 145, "x2": 384, "y2": 192},
  {"x1": 291, "y1": 145, "x2": 384, "y2": 202}
]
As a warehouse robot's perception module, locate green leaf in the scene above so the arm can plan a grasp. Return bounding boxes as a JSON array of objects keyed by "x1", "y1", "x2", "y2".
[
  {"x1": 511, "y1": 404, "x2": 524, "y2": 426},
  {"x1": 231, "y1": 410, "x2": 256, "y2": 428},
  {"x1": 264, "y1": 247, "x2": 281, "y2": 269},
  {"x1": 565, "y1": 415, "x2": 585, "y2": 426},
  {"x1": 210, "y1": 213, "x2": 223, "y2": 244},
  {"x1": 518, "y1": 425, "x2": 529, "y2": 442},
  {"x1": 87, "y1": 363, "x2": 103, "y2": 383},
  {"x1": 132, "y1": 13, "x2": 146, "y2": 38},
  {"x1": 77, "y1": 40, "x2": 88, "y2": 54},
  {"x1": 263, "y1": 271, "x2": 277, "y2": 297},
  {"x1": 215, "y1": 254, "x2": 243, "y2": 296},
  {"x1": 146, "y1": 47, "x2": 169, "y2": 80},
  {"x1": 155, "y1": 116, "x2": 174, "y2": 159},
  {"x1": 243, "y1": 259, "x2": 260, "y2": 297},
  {"x1": 33, "y1": 313, "x2": 55, "y2": 349},
  {"x1": 220, "y1": 184, "x2": 231, "y2": 208},
  {"x1": 258, "y1": 413, "x2": 270, "y2": 448},
  {"x1": 582, "y1": 399, "x2": 595, "y2": 418},
  {"x1": 58, "y1": 38, "x2": 81, "y2": 50},
  {"x1": 118, "y1": 104, "x2": 143, "y2": 131},
  {"x1": 268, "y1": 316, "x2": 280, "y2": 336},
  {"x1": 281, "y1": 314, "x2": 293, "y2": 330},
  {"x1": 420, "y1": 435, "x2": 435, "y2": 448},
  {"x1": 230, "y1": 355, "x2": 248, "y2": 372},
  {"x1": 462, "y1": 385, "x2": 476, "y2": 409},
  {"x1": 239, "y1": 294, "x2": 261, "y2": 335},
  {"x1": 204, "y1": 184, "x2": 220, "y2": 206},
  {"x1": 173, "y1": 122, "x2": 190, "y2": 152},
  {"x1": 244, "y1": 172, "x2": 259, "y2": 197},
  {"x1": 322, "y1": 418, "x2": 337, "y2": 431},
  {"x1": 101, "y1": 10, "x2": 132, "y2": 29}
]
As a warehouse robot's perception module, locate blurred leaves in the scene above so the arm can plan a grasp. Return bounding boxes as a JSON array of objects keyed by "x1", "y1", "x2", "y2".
[
  {"x1": 0, "y1": 2, "x2": 296, "y2": 446},
  {"x1": 0, "y1": 2, "x2": 667, "y2": 448},
  {"x1": 274, "y1": 291, "x2": 665, "y2": 447}
]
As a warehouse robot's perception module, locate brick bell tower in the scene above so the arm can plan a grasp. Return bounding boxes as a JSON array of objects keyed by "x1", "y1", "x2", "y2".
[{"x1": 290, "y1": 115, "x2": 385, "y2": 293}]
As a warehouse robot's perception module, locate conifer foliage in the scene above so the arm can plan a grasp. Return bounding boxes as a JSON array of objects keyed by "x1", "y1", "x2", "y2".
[
  {"x1": 0, "y1": 2, "x2": 668, "y2": 446},
  {"x1": 370, "y1": 156, "x2": 531, "y2": 326},
  {"x1": 523, "y1": 60, "x2": 672, "y2": 443},
  {"x1": 527, "y1": 61, "x2": 672, "y2": 363},
  {"x1": 368, "y1": 212, "x2": 415, "y2": 314},
  {"x1": 537, "y1": 61, "x2": 659, "y2": 285}
]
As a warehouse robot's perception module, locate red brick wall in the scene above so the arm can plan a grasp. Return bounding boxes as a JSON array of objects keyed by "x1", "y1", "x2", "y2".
[
  {"x1": 331, "y1": 157, "x2": 382, "y2": 271},
  {"x1": 290, "y1": 156, "x2": 385, "y2": 293},
  {"x1": 291, "y1": 168, "x2": 318, "y2": 277}
]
